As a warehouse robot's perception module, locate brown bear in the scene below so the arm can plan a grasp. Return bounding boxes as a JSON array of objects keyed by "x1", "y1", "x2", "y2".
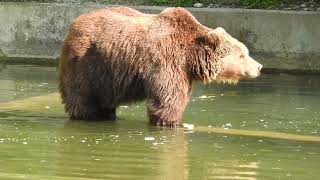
[{"x1": 59, "y1": 6, "x2": 262, "y2": 126}]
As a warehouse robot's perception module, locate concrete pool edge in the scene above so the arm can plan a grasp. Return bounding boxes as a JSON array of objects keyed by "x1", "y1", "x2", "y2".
[{"x1": 0, "y1": 2, "x2": 319, "y2": 71}]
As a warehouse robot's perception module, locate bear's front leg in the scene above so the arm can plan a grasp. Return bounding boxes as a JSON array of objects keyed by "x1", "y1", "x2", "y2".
[
  {"x1": 147, "y1": 85, "x2": 190, "y2": 127},
  {"x1": 148, "y1": 105, "x2": 185, "y2": 127}
]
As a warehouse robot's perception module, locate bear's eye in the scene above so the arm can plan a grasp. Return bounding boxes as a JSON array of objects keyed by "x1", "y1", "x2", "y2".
[{"x1": 240, "y1": 55, "x2": 245, "y2": 58}]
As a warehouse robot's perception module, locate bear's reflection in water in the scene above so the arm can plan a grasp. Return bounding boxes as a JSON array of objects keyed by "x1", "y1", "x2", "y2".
[{"x1": 56, "y1": 120, "x2": 189, "y2": 180}]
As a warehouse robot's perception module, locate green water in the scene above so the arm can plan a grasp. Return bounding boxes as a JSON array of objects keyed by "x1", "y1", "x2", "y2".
[{"x1": 0, "y1": 64, "x2": 319, "y2": 180}]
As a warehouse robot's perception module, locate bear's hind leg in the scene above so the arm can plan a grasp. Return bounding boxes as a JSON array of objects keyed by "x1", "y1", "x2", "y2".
[
  {"x1": 64, "y1": 91, "x2": 102, "y2": 120},
  {"x1": 63, "y1": 77, "x2": 116, "y2": 120},
  {"x1": 61, "y1": 70, "x2": 103, "y2": 120},
  {"x1": 99, "y1": 107, "x2": 116, "y2": 120}
]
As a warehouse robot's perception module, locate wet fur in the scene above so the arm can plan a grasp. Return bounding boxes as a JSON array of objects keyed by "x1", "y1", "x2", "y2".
[{"x1": 59, "y1": 7, "x2": 240, "y2": 126}]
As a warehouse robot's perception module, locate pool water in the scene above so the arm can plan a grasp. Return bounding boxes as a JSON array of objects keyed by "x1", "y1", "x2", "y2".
[{"x1": 0, "y1": 64, "x2": 319, "y2": 180}]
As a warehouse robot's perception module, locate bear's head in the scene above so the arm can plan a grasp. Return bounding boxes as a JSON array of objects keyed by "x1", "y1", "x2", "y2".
[{"x1": 194, "y1": 27, "x2": 262, "y2": 84}]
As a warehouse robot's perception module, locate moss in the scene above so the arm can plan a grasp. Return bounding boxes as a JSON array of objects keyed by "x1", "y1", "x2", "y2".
[{"x1": 0, "y1": 56, "x2": 58, "y2": 66}]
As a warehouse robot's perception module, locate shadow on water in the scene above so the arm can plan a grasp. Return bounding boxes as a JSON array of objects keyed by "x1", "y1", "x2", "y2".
[{"x1": 0, "y1": 64, "x2": 320, "y2": 179}]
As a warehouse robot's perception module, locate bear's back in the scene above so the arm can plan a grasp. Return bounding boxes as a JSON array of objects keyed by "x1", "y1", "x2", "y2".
[{"x1": 72, "y1": 7, "x2": 155, "y2": 30}]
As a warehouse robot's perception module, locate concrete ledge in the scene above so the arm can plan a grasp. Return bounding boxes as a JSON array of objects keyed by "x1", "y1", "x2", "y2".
[{"x1": 0, "y1": 2, "x2": 320, "y2": 71}]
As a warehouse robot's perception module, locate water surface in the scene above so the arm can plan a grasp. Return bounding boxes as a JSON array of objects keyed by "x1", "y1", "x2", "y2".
[{"x1": 0, "y1": 64, "x2": 319, "y2": 180}]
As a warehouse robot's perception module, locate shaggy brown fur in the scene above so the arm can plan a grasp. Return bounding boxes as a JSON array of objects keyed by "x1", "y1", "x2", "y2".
[{"x1": 59, "y1": 7, "x2": 262, "y2": 126}]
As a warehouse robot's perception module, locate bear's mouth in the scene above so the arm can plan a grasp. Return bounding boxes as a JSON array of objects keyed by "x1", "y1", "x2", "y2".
[
  {"x1": 214, "y1": 69, "x2": 241, "y2": 84},
  {"x1": 215, "y1": 70, "x2": 260, "y2": 84},
  {"x1": 244, "y1": 70, "x2": 261, "y2": 79}
]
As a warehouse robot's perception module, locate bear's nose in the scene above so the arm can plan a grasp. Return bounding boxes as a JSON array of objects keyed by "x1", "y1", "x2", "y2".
[{"x1": 257, "y1": 64, "x2": 263, "y2": 71}]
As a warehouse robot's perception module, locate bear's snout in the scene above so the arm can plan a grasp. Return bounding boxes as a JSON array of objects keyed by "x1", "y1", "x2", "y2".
[
  {"x1": 245, "y1": 57, "x2": 263, "y2": 78},
  {"x1": 257, "y1": 63, "x2": 263, "y2": 76}
]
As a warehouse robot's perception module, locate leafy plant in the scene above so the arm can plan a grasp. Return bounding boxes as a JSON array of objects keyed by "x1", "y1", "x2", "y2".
[
  {"x1": 241, "y1": 0, "x2": 281, "y2": 8},
  {"x1": 152, "y1": 0, "x2": 194, "y2": 7}
]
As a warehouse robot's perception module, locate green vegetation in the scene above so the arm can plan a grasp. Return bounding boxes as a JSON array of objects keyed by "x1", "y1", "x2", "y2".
[
  {"x1": 241, "y1": 0, "x2": 281, "y2": 8},
  {"x1": 151, "y1": 0, "x2": 193, "y2": 7}
]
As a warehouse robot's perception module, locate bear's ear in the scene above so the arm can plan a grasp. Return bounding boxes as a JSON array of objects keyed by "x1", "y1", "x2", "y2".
[
  {"x1": 195, "y1": 34, "x2": 219, "y2": 50},
  {"x1": 195, "y1": 35, "x2": 208, "y2": 47}
]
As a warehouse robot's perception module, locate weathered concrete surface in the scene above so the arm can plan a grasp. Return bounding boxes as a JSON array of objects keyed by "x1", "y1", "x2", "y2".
[{"x1": 0, "y1": 2, "x2": 320, "y2": 70}]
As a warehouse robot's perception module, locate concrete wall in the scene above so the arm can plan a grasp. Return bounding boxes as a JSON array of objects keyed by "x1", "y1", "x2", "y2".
[{"x1": 0, "y1": 2, "x2": 320, "y2": 71}]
